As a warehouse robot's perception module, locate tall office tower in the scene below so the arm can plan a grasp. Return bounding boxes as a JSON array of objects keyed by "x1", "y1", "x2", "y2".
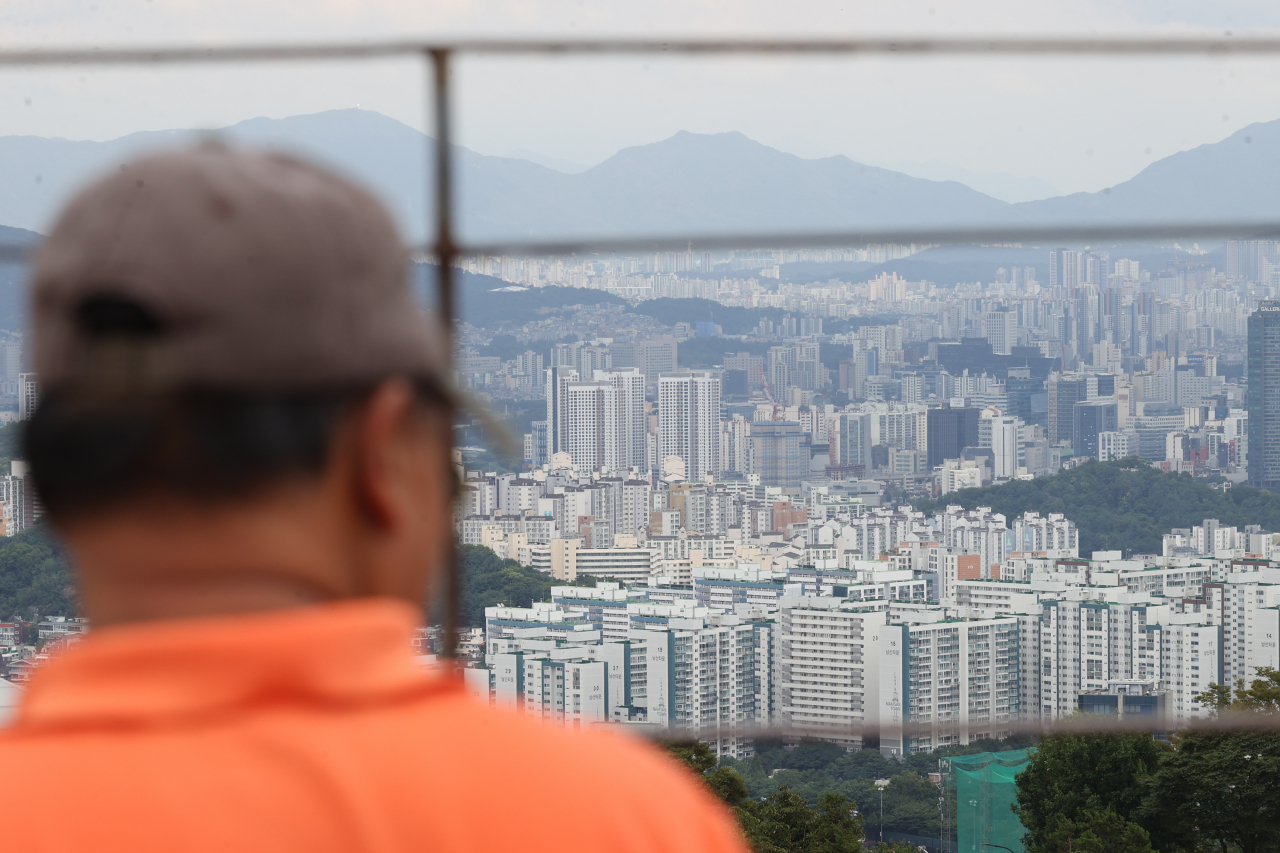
[
  {"x1": 1003, "y1": 368, "x2": 1043, "y2": 429},
  {"x1": 1103, "y1": 286, "x2": 1124, "y2": 345},
  {"x1": 1049, "y1": 249, "x2": 1064, "y2": 290},
  {"x1": 750, "y1": 421, "x2": 808, "y2": 488},
  {"x1": 1073, "y1": 397, "x2": 1118, "y2": 459},
  {"x1": 658, "y1": 371, "x2": 721, "y2": 481},
  {"x1": 984, "y1": 308, "x2": 1017, "y2": 355},
  {"x1": 1047, "y1": 375, "x2": 1088, "y2": 445},
  {"x1": 983, "y1": 411, "x2": 1023, "y2": 479},
  {"x1": 1072, "y1": 284, "x2": 1098, "y2": 360},
  {"x1": 0, "y1": 340, "x2": 20, "y2": 383},
  {"x1": 926, "y1": 405, "x2": 979, "y2": 467},
  {"x1": 1062, "y1": 250, "x2": 1081, "y2": 289},
  {"x1": 17, "y1": 373, "x2": 38, "y2": 421},
  {"x1": 1085, "y1": 252, "x2": 1108, "y2": 286},
  {"x1": 1248, "y1": 301, "x2": 1280, "y2": 490}
]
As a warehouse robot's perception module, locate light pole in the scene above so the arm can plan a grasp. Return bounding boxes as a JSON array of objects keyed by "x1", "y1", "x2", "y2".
[
  {"x1": 968, "y1": 799, "x2": 978, "y2": 852},
  {"x1": 875, "y1": 779, "x2": 891, "y2": 845},
  {"x1": 939, "y1": 796, "x2": 946, "y2": 853}
]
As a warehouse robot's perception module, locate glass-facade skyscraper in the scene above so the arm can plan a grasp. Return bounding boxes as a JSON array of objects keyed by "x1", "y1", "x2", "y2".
[{"x1": 1247, "y1": 301, "x2": 1280, "y2": 490}]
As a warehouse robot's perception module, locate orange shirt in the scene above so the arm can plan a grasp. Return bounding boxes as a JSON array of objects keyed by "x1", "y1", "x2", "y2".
[{"x1": 0, "y1": 599, "x2": 750, "y2": 853}]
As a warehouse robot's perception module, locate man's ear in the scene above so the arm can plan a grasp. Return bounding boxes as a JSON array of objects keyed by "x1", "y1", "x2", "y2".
[{"x1": 348, "y1": 378, "x2": 420, "y2": 530}]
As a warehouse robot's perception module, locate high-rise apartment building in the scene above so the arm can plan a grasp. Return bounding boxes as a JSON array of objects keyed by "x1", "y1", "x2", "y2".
[
  {"x1": 548, "y1": 368, "x2": 646, "y2": 473},
  {"x1": 546, "y1": 366, "x2": 578, "y2": 457},
  {"x1": 751, "y1": 421, "x2": 808, "y2": 489},
  {"x1": 878, "y1": 617, "x2": 1022, "y2": 754},
  {"x1": 658, "y1": 371, "x2": 721, "y2": 481},
  {"x1": 834, "y1": 412, "x2": 872, "y2": 470},
  {"x1": 776, "y1": 601, "x2": 884, "y2": 749},
  {"x1": 720, "y1": 414, "x2": 754, "y2": 476},
  {"x1": 17, "y1": 373, "x2": 38, "y2": 421},
  {"x1": 1226, "y1": 240, "x2": 1280, "y2": 282},
  {"x1": 1249, "y1": 301, "x2": 1280, "y2": 490}
]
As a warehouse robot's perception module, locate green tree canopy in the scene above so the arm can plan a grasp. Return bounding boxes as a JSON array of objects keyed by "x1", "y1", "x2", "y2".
[
  {"x1": 1141, "y1": 729, "x2": 1280, "y2": 853},
  {"x1": 742, "y1": 787, "x2": 864, "y2": 853},
  {"x1": 1041, "y1": 810, "x2": 1154, "y2": 853},
  {"x1": 1014, "y1": 731, "x2": 1165, "y2": 852},
  {"x1": 1139, "y1": 669, "x2": 1280, "y2": 853},
  {"x1": 914, "y1": 458, "x2": 1280, "y2": 555},
  {"x1": 0, "y1": 525, "x2": 75, "y2": 620},
  {"x1": 660, "y1": 742, "x2": 865, "y2": 853},
  {"x1": 459, "y1": 544, "x2": 578, "y2": 627}
]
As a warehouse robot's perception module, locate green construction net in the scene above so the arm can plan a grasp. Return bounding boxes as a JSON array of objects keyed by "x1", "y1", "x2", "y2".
[{"x1": 949, "y1": 749, "x2": 1033, "y2": 853}]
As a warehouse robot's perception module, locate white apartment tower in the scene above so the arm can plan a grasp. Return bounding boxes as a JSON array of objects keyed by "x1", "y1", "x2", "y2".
[
  {"x1": 659, "y1": 371, "x2": 721, "y2": 481},
  {"x1": 548, "y1": 367, "x2": 646, "y2": 473},
  {"x1": 18, "y1": 373, "x2": 38, "y2": 421}
]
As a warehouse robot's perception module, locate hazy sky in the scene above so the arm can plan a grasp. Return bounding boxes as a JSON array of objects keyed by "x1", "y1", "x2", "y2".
[{"x1": 5, "y1": 0, "x2": 1280, "y2": 194}]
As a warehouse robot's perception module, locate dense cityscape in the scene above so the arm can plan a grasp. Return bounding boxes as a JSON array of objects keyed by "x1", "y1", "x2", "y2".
[
  {"x1": 433, "y1": 241, "x2": 1274, "y2": 748},
  {"x1": 2, "y1": 30, "x2": 1280, "y2": 847}
]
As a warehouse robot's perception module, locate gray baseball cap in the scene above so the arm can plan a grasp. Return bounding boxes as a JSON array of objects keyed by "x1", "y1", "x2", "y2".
[{"x1": 31, "y1": 143, "x2": 449, "y2": 396}]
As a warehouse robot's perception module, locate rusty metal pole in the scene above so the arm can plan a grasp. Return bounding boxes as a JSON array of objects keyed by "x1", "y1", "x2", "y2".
[{"x1": 430, "y1": 47, "x2": 461, "y2": 660}]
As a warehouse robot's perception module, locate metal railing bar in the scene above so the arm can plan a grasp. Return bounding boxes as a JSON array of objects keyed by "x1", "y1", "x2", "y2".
[
  {"x1": 1, "y1": 36, "x2": 1280, "y2": 67},
  {"x1": 2, "y1": 219, "x2": 1275, "y2": 266},
  {"x1": 429, "y1": 48, "x2": 463, "y2": 661},
  {"x1": 645, "y1": 711, "x2": 1280, "y2": 739},
  {"x1": 454, "y1": 220, "x2": 1280, "y2": 258}
]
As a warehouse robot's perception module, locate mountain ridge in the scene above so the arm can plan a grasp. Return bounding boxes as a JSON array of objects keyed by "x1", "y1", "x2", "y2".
[{"x1": 2, "y1": 109, "x2": 1280, "y2": 247}]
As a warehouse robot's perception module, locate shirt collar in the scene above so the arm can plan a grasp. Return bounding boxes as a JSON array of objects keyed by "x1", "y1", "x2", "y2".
[{"x1": 12, "y1": 598, "x2": 454, "y2": 731}]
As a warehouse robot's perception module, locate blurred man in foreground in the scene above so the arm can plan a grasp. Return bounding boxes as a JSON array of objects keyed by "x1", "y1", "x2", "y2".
[{"x1": 0, "y1": 146, "x2": 748, "y2": 853}]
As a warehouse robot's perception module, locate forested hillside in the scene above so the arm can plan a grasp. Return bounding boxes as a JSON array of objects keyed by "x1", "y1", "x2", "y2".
[
  {"x1": 0, "y1": 538, "x2": 558, "y2": 627},
  {"x1": 914, "y1": 458, "x2": 1280, "y2": 556},
  {"x1": 0, "y1": 525, "x2": 75, "y2": 620}
]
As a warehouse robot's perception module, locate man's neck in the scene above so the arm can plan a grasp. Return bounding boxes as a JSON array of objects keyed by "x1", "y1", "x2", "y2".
[{"x1": 59, "y1": 489, "x2": 357, "y2": 627}]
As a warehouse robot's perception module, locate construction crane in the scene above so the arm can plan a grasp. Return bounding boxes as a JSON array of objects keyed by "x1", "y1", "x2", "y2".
[{"x1": 754, "y1": 363, "x2": 781, "y2": 422}]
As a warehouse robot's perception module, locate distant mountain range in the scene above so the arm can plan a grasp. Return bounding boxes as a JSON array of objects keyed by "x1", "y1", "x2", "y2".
[{"x1": 4, "y1": 108, "x2": 1280, "y2": 250}]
